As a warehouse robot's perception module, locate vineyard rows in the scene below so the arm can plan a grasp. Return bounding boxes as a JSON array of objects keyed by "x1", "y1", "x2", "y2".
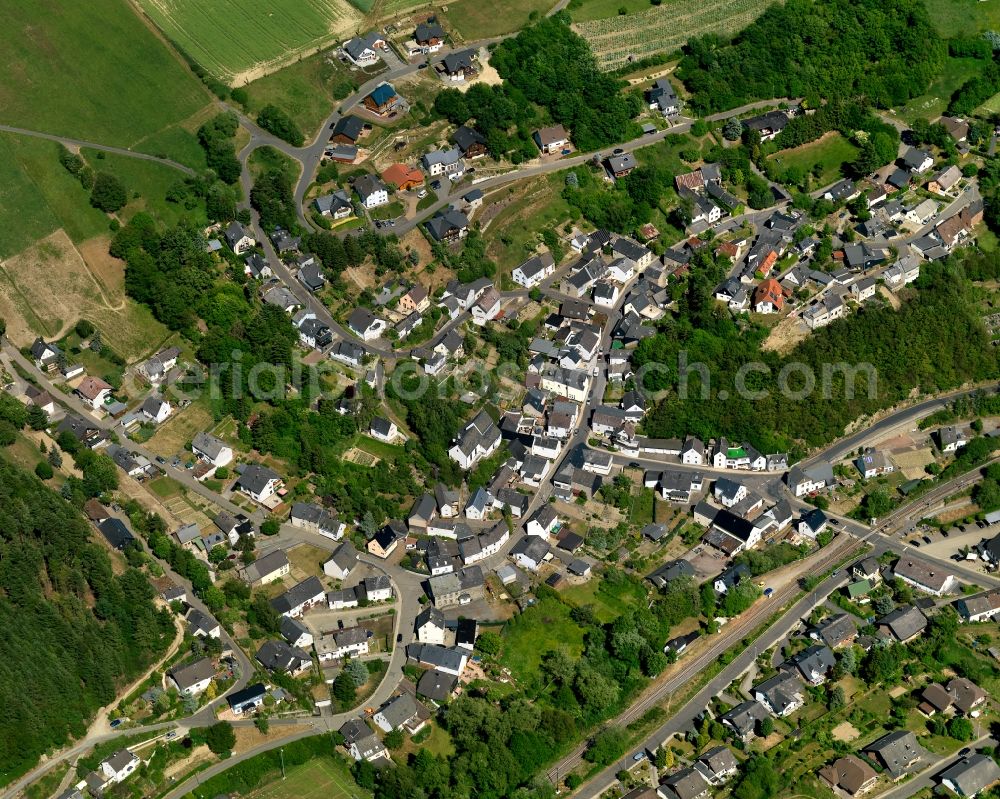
[{"x1": 573, "y1": 0, "x2": 772, "y2": 68}]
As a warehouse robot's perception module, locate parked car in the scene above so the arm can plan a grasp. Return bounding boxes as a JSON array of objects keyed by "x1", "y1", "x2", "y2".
[
  {"x1": 165, "y1": 731, "x2": 177, "y2": 740},
  {"x1": 829, "y1": 518, "x2": 840, "y2": 526},
  {"x1": 417, "y1": 189, "x2": 428, "y2": 199},
  {"x1": 431, "y1": 180, "x2": 442, "y2": 190},
  {"x1": 110, "y1": 719, "x2": 123, "y2": 729},
  {"x1": 763, "y1": 587, "x2": 774, "y2": 598},
  {"x1": 613, "y1": 148, "x2": 624, "y2": 155},
  {"x1": 922, "y1": 535, "x2": 932, "y2": 545},
  {"x1": 155, "y1": 455, "x2": 166, "y2": 464}
]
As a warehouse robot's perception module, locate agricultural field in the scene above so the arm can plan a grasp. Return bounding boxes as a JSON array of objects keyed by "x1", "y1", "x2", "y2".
[
  {"x1": 440, "y1": 0, "x2": 555, "y2": 40},
  {"x1": 573, "y1": 0, "x2": 774, "y2": 69},
  {"x1": 568, "y1": 0, "x2": 656, "y2": 23},
  {"x1": 241, "y1": 50, "x2": 363, "y2": 137},
  {"x1": 766, "y1": 132, "x2": 859, "y2": 189},
  {"x1": 133, "y1": 0, "x2": 365, "y2": 85},
  {"x1": 0, "y1": 0, "x2": 211, "y2": 166}
]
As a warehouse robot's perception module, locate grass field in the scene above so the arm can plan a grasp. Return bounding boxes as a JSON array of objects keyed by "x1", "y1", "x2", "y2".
[
  {"x1": 248, "y1": 756, "x2": 362, "y2": 799},
  {"x1": 923, "y1": 0, "x2": 1000, "y2": 36},
  {"x1": 241, "y1": 51, "x2": 362, "y2": 138},
  {"x1": 484, "y1": 174, "x2": 573, "y2": 273},
  {"x1": 573, "y1": 0, "x2": 774, "y2": 68},
  {"x1": 441, "y1": 0, "x2": 555, "y2": 39},
  {"x1": 500, "y1": 597, "x2": 585, "y2": 681},
  {"x1": 898, "y1": 56, "x2": 985, "y2": 124},
  {"x1": 81, "y1": 148, "x2": 208, "y2": 229},
  {"x1": 0, "y1": 0, "x2": 211, "y2": 166},
  {"x1": 978, "y1": 90, "x2": 1000, "y2": 115},
  {"x1": 134, "y1": 0, "x2": 364, "y2": 85},
  {"x1": 560, "y1": 577, "x2": 646, "y2": 623},
  {"x1": 767, "y1": 132, "x2": 859, "y2": 189}
]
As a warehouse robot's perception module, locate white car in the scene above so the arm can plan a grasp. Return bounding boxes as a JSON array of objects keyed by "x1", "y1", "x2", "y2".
[{"x1": 417, "y1": 189, "x2": 428, "y2": 199}]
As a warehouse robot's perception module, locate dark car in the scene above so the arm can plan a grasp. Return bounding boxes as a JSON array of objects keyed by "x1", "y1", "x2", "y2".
[
  {"x1": 431, "y1": 179, "x2": 442, "y2": 190},
  {"x1": 910, "y1": 540, "x2": 921, "y2": 547},
  {"x1": 396, "y1": 633, "x2": 403, "y2": 643},
  {"x1": 922, "y1": 535, "x2": 932, "y2": 545},
  {"x1": 628, "y1": 462, "x2": 641, "y2": 469},
  {"x1": 155, "y1": 455, "x2": 166, "y2": 464},
  {"x1": 110, "y1": 719, "x2": 123, "y2": 729},
  {"x1": 941, "y1": 529, "x2": 950, "y2": 537},
  {"x1": 829, "y1": 518, "x2": 840, "y2": 526},
  {"x1": 418, "y1": 62, "x2": 429, "y2": 69},
  {"x1": 613, "y1": 147, "x2": 624, "y2": 155}
]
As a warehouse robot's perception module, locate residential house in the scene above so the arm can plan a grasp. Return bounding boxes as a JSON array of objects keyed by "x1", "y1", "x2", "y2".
[
  {"x1": 878, "y1": 605, "x2": 928, "y2": 642},
  {"x1": 743, "y1": 110, "x2": 789, "y2": 141},
  {"x1": 865, "y1": 731, "x2": 928, "y2": 780},
  {"x1": 903, "y1": 147, "x2": 934, "y2": 173},
  {"x1": 138, "y1": 346, "x2": 181, "y2": 384},
  {"x1": 526, "y1": 504, "x2": 560, "y2": 537},
  {"x1": 186, "y1": 608, "x2": 221, "y2": 638},
  {"x1": 30, "y1": 338, "x2": 61, "y2": 371},
  {"x1": 422, "y1": 147, "x2": 464, "y2": 177},
  {"x1": 316, "y1": 626, "x2": 371, "y2": 660},
  {"x1": 937, "y1": 425, "x2": 969, "y2": 452},
  {"x1": 330, "y1": 116, "x2": 365, "y2": 144},
  {"x1": 314, "y1": 190, "x2": 353, "y2": 219},
  {"x1": 948, "y1": 677, "x2": 987, "y2": 716},
  {"x1": 798, "y1": 508, "x2": 828, "y2": 539},
  {"x1": 363, "y1": 82, "x2": 398, "y2": 115},
  {"x1": 224, "y1": 221, "x2": 255, "y2": 254},
  {"x1": 426, "y1": 566, "x2": 486, "y2": 607},
  {"x1": 240, "y1": 550, "x2": 291, "y2": 586},
  {"x1": 340, "y1": 719, "x2": 389, "y2": 763},
  {"x1": 929, "y1": 165, "x2": 962, "y2": 196},
  {"x1": 471, "y1": 286, "x2": 501, "y2": 325},
  {"x1": 399, "y1": 284, "x2": 430, "y2": 314},
  {"x1": 695, "y1": 747, "x2": 739, "y2": 786},
  {"x1": 511, "y1": 535, "x2": 550, "y2": 571},
  {"x1": 256, "y1": 640, "x2": 312, "y2": 674},
  {"x1": 408, "y1": 493, "x2": 437, "y2": 531},
  {"x1": 374, "y1": 692, "x2": 427, "y2": 734},
  {"x1": 290, "y1": 502, "x2": 344, "y2": 540},
  {"x1": 298, "y1": 263, "x2": 326, "y2": 293},
  {"x1": 416, "y1": 605, "x2": 448, "y2": 644},
  {"x1": 270, "y1": 576, "x2": 325, "y2": 618},
  {"x1": 657, "y1": 767, "x2": 710, "y2": 799},
  {"x1": 228, "y1": 683, "x2": 268, "y2": 716},
  {"x1": 369, "y1": 416, "x2": 398, "y2": 443},
  {"x1": 452, "y1": 125, "x2": 487, "y2": 158},
  {"x1": 323, "y1": 542, "x2": 359, "y2": 581},
  {"x1": 753, "y1": 278, "x2": 788, "y2": 313},
  {"x1": 76, "y1": 376, "x2": 113, "y2": 410},
  {"x1": 280, "y1": 616, "x2": 314, "y2": 649},
  {"x1": 784, "y1": 644, "x2": 835, "y2": 684},
  {"x1": 168, "y1": 658, "x2": 215, "y2": 696},
  {"x1": 192, "y1": 431, "x2": 233, "y2": 467},
  {"x1": 810, "y1": 613, "x2": 857, "y2": 649},
  {"x1": 382, "y1": 162, "x2": 424, "y2": 192},
  {"x1": 343, "y1": 32, "x2": 385, "y2": 66},
  {"x1": 449, "y1": 410, "x2": 501, "y2": 469},
  {"x1": 347, "y1": 307, "x2": 387, "y2": 341},
  {"x1": 141, "y1": 395, "x2": 171, "y2": 423},
  {"x1": 721, "y1": 700, "x2": 769, "y2": 742},
  {"x1": 753, "y1": 671, "x2": 805, "y2": 717},
  {"x1": 939, "y1": 754, "x2": 1000, "y2": 797},
  {"x1": 98, "y1": 518, "x2": 135, "y2": 550},
  {"x1": 512, "y1": 252, "x2": 556, "y2": 288},
  {"x1": 235, "y1": 464, "x2": 282, "y2": 504},
  {"x1": 426, "y1": 209, "x2": 470, "y2": 243},
  {"x1": 414, "y1": 21, "x2": 446, "y2": 50},
  {"x1": 955, "y1": 589, "x2": 1000, "y2": 622},
  {"x1": 367, "y1": 527, "x2": 400, "y2": 559},
  {"x1": 893, "y1": 556, "x2": 957, "y2": 596},
  {"x1": 607, "y1": 152, "x2": 637, "y2": 178},
  {"x1": 648, "y1": 78, "x2": 680, "y2": 116},
  {"x1": 533, "y1": 125, "x2": 570, "y2": 154},
  {"x1": 818, "y1": 756, "x2": 878, "y2": 797},
  {"x1": 438, "y1": 49, "x2": 477, "y2": 81},
  {"x1": 353, "y1": 174, "x2": 389, "y2": 208}
]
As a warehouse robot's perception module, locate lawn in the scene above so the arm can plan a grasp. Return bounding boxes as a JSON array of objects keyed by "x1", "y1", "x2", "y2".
[
  {"x1": 979, "y1": 90, "x2": 1000, "y2": 115},
  {"x1": 923, "y1": 0, "x2": 1000, "y2": 37},
  {"x1": 500, "y1": 597, "x2": 586, "y2": 681},
  {"x1": 898, "y1": 57, "x2": 986, "y2": 124},
  {"x1": 767, "y1": 132, "x2": 859, "y2": 189},
  {"x1": 247, "y1": 756, "x2": 363, "y2": 799},
  {"x1": 0, "y1": 0, "x2": 211, "y2": 166},
  {"x1": 241, "y1": 51, "x2": 362, "y2": 139},
  {"x1": 145, "y1": 395, "x2": 217, "y2": 457},
  {"x1": 249, "y1": 146, "x2": 302, "y2": 181},
  {"x1": 560, "y1": 576, "x2": 647, "y2": 623},
  {"x1": 133, "y1": 0, "x2": 364, "y2": 84},
  {"x1": 441, "y1": 0, "x2": 555, "y2": 40}
]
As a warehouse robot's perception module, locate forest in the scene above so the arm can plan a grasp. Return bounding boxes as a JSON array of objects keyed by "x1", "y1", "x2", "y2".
[
  {"x1": 677, "y1": 0, "x2": 944, "y2": 114},
  {"x1": 635, "y1": 253, "x2": 999, "y2": 456},
  {"x1": 0, "y1": 460, "x2": 174, "y2": 779},
  {"x1": 490, "y1": 14, "x2": 643, "y2": 152}
]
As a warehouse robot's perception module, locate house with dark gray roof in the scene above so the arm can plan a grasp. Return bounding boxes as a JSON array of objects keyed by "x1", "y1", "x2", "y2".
[
  {"x1": 865, "y1": 730, "x2": 928, "y2": 779},
  {"x1": 270, "y1": 576, "x2": 325, "y2": 618},
  {"x1": 939, "y1": 753, "x2": 1000, "y2": 797}
]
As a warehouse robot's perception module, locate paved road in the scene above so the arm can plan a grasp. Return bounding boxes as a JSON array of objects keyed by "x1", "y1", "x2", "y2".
[{"x1": 0, "y1": 124, "x2": 196, "y2": 176}]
